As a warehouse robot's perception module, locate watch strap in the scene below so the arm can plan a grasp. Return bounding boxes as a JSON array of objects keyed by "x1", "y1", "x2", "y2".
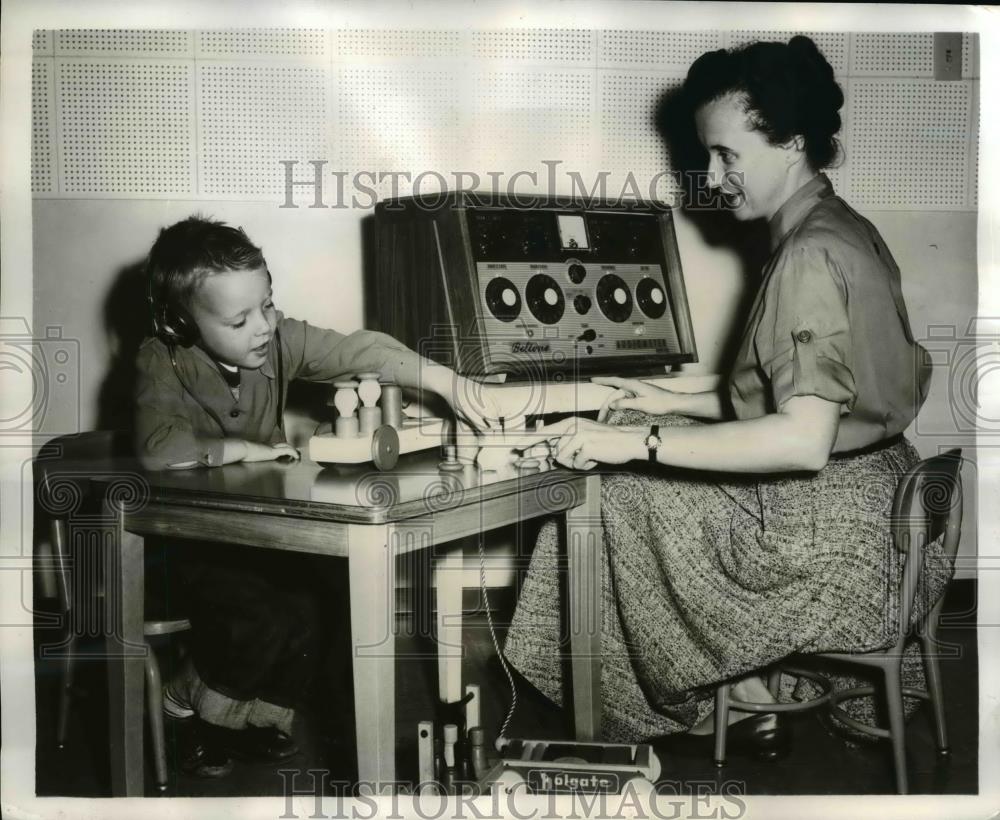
[{"x1": 647, "y1": 424, "x2": 660, "y2": 463}]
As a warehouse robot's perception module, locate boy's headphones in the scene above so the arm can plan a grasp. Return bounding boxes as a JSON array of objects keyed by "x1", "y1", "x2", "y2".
[{"x1": 147, "y1": 267, "x2": 200, "y2": 347}]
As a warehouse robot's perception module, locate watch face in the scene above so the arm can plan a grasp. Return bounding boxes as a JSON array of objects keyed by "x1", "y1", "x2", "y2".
[{"x1": 645, "y1": 435, "x2": 659, "y2": 449}]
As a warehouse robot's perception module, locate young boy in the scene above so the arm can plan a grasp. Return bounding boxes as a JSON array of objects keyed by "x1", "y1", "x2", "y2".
[{"x1": 135, "y1": 215, "x2": 494, "y2": 776}]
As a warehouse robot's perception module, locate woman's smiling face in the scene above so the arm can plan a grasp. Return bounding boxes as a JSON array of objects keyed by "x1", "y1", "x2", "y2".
[{"x1": 694, "y1": 93, "x2": 802, "y2": 222}]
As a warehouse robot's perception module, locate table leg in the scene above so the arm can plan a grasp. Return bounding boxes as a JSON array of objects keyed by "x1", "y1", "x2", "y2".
[
  {"x1": 105, "y1": 514, "x2": 146, "y2": 796},
  {"x1": 434, "y1": 543, "x2": 464, "y2": 704},
  {"x1": 567, "y1": 474, "x2": 602, "y2": 741},
  {"x1": 347, "y1": 524, "x2": 396, "y2": 791}
]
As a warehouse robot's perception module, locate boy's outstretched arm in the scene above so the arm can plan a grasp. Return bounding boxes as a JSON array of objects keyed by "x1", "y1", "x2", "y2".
[{"x1": 285, "y1": 319, "x2": 503, "y2": 430}]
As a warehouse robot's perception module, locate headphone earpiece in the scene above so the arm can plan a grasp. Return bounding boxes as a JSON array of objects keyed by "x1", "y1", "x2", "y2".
[
  {"x1": 157, "y1": 304, "x2": 199, "y2": 347},
  {"x1": 148, "y1": 270, "x2": 200, "y2": 347}
]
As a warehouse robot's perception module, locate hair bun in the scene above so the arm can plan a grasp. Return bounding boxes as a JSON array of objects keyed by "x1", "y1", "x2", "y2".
[
  {"x1": 788, "y1": 34, "x2": 821, "y2": 58},
  {"x1": 788, "y1": 36, "x2": 840, "y2": 95}
]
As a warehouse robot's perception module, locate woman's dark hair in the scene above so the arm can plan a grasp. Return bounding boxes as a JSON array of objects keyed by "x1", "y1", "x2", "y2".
[{"x1": 682, "y1": 35, "x2": 844, "y2": 170}]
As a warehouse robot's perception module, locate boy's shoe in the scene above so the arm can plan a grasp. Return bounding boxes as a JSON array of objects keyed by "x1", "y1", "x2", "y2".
[
  {"x1": 179, "y1": 737, "x2": 236, "y2": 779},
  {"x1": 166, "y1": 715, "x2": 234, "y2": 779},
  {"x1": 209, "y1": 725, "x2": 301, "y2": 763}
]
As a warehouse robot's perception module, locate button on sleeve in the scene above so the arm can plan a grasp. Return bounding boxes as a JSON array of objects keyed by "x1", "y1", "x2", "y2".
[{"x1": 756, "y1": 246, "x2": 858, "y2": 413}]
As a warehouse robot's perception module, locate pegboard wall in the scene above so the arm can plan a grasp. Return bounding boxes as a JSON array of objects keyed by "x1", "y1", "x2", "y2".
[{"x1": 31, "y1": 29, "x2": 980, "y2": 210}]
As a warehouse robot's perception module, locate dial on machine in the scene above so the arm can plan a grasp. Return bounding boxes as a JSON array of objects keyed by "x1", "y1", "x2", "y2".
[{"x1": 370, "y1": 192, "x2": 697, "y2": 381}]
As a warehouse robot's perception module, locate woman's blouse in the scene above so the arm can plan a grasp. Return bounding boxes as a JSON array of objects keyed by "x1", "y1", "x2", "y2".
[{"x1": 727, "y1": 173, "x2": 932, "y2": 453}]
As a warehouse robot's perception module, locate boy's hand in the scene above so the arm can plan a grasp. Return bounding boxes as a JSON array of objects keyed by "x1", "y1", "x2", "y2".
[
  {"x1": 449, "y1": 377, "x2": 503, "y2": 432},
  {"x1": 242, "y1": 441, "x2": 301, "y2": 463}
]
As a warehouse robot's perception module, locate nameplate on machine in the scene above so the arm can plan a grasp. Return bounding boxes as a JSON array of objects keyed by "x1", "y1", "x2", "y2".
[{"x1": 616, "y1": 338, "x2": 670, "y2": 350}]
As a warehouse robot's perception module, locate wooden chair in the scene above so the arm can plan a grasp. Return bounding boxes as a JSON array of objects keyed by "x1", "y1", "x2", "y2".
[
  {"x1": 36, "y1": 431, "x2": 190, "y2": 791},
  {"x1": 713, "y1": 448, "x2": 964, "y2": 795}
]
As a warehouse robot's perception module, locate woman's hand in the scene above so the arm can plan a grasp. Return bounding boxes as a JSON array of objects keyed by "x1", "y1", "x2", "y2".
[
  {"x1": 593, "y1": 376, "x2": 681, "y2": 421},
  {"x1": 516, "y1": 416, "x2": 646, "y2": 471}
]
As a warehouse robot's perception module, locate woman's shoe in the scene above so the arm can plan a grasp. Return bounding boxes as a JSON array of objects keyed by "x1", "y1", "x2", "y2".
[{"x1": 664, "y1": 713, "x2": 790, "y2": 764}]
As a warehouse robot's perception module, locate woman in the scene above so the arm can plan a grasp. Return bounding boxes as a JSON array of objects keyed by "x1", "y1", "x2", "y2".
[{"x1": 503, "y1": 36, "x2": 949, "y2": 754}]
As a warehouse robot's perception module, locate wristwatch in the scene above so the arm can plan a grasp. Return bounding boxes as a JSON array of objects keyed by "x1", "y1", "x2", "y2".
[{"x1": 645, "y1": 424, "x2": 662, "y2": 463}]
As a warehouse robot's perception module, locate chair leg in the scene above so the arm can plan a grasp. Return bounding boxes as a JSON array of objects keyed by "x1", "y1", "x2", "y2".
[
  {"x1": 143, "y1": 641, "x2": 169, "y2": 791},
  {"x1": 435, "y1": 545, "x2": 464, "y2": 705},
  {"x1": 713, "y1": 685, "x2": 730, "y2": 767},
  {"x1": 883, "y1": 664, "x2": 909, "y2": 795},
  {"x1": 921, "y1": 633, "x2": 950, "y2": 755},
  {"x1": 56, "y1": 632, "x2": 78, "y2": 748}
]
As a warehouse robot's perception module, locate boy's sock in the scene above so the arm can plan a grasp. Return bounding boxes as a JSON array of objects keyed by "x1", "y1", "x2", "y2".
[
  {"x1": 163, "y1": 659, "x2": 197, "y2": 719},
  {"x1": 163, "y1": 684, "x2": 196, "y2": 719}
]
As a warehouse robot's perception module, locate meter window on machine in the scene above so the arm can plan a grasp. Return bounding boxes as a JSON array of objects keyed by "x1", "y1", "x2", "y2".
[{"x1": 556, "y1": 214, "x2": 589, "y2": 250}]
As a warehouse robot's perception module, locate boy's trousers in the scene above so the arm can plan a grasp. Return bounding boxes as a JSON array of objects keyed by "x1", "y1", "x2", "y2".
[{"x1": 147, "y1": 539, "x2": 352, "y2": 723}]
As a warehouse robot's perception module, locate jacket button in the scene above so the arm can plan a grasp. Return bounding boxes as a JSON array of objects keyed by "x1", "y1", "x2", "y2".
[
  {"x1": 796, "y1": 330, "x2": 812, "y2": 343},
  {"x1": 230, "y1": 409, "x2": 240, "y2": 418}
]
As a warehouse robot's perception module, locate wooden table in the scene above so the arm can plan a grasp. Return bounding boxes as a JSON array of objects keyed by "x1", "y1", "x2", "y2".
[{"x1": 89, "y1": 447, "x2": 603, "y2": 796}]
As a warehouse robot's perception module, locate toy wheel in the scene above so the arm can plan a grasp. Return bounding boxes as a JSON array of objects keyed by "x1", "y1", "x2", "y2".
[
  {"x1": 371, "y1": 425, "x2": 400, "y2": 470},
  {"x1": 491, "y1": 769, "x2": 525, "y2": 795}
]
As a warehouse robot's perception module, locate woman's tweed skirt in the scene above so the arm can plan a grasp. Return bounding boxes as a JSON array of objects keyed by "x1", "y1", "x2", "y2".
[{"x1": 503, "y1": 412, "x2": 952, "y2": 741}]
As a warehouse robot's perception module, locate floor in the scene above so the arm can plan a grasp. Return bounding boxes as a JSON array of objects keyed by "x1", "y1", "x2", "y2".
[{"x1": 34, "y1": 579, "x2": 979, "y2": 798}]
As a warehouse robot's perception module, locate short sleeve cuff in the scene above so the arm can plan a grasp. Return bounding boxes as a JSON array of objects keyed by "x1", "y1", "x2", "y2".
[
  {"x1": 198, "y1": 438, "x2": 226, "y2": 467},
  {"x1": 139, "y1": 436, "x2": 225, "y2": 470},
  {"x1": 772, "y1": 329, "x2": 858, "y2": 412}
]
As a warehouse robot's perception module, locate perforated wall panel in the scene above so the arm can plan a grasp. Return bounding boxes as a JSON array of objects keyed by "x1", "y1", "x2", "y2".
[
  {"x1": 29, "y1": 29, "x2": 979, "y2": 211},
  {"x1": 333, "y1": 67, "x2": 463, "y2": 201},
  {"x1": 850, "y1": 32, "x2": 978, "y2": 77},
  {"x1": 469, "y1": 69, "x2": 594, "y2": 183},
  {"x1": 970, "y1": 81, "x2": 979, "y2": 206},
  {"x1": 962, "y1": 33, "x2": 978, "y2": 78},
  {"x1": 55, "y1": 59, "x2": 195, "y2": 195},
  {"x1": 32, "y1": 60, "x2": 56, "y2": 194},
  {"x1": 727, "y1": 31, "x2": 849, "y2": 75},
  {"x1": 33, "y1": 30, "x2": 53, "y2": 55},
  {"x1": 598, "y1": 30, "x2": 722, "y2": 70},
  {"x1": 333, "y1": 29, "x2": 464, "y2": 60},
  {"x1": 197, "y1": 63, "x2": 329, "y2": 197},
  {"x1": 599, "y1": 71, "x2": 683, "y2": 201},
  {"x1": 471, "y1": 29, "x2": 595, "y2": 64},
  {"x1": 196, "y1": 29, "x2": 328, "y2": 60},
  {"x1": 54, "y1": 29, "x2": 193, "y2": 58},
  {"x1": 846, "y1": 79, "x2": 973, "y2": 209}
]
